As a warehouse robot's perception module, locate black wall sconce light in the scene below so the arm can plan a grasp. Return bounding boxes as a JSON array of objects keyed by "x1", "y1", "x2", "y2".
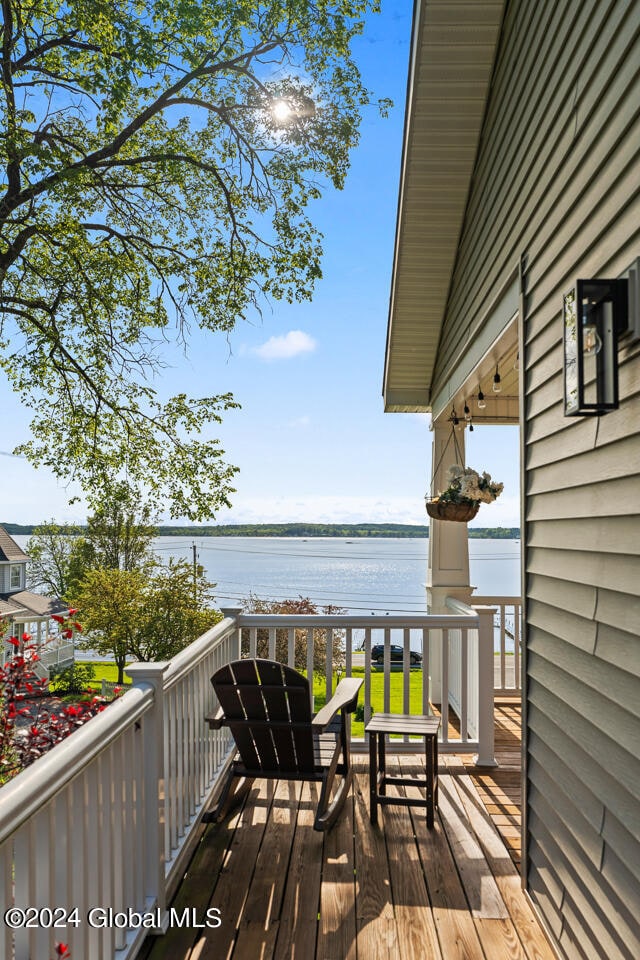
[{"x1": 563, "y1": 278, "x2": 628, "y2": 416}]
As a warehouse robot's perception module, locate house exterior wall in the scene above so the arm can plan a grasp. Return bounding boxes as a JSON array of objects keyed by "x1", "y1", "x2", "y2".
[
  {"x1": 0, "y1": 562, "x2": 26, "y2": 594},
  {"x1": 432, "y1": 2, "x2": 640, "y2": 959}
]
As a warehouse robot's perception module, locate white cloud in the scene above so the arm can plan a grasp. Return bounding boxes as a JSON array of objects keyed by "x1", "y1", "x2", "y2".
[
  {"x1": 216, "y1": 495, "x2": 431, "y2": 526},
  {"x1": 287, "y1": 416, "x2": 311, "y2": 428},
  {"x1": 212, "y1": 492, "x2": 522, "y2": 528},
  {"x1": 253, "y1": 330, "x2": 317, "y2": 361}
]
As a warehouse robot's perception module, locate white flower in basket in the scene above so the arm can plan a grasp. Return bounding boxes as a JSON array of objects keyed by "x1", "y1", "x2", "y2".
[
  {"x1": 436, "y1": 463, "x2": 504, "y2": 503},
  {"x1": 437, "y1": 465, "x2": 504, "y2": 505},
  {"x1": 425, "y1": 423, "x2": 505, "y2": 520}
]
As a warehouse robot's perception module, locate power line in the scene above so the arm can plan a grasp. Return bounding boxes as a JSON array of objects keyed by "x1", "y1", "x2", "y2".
[
  {"x1": 203, "y1": 575, "x2": 426, "y2": 601},
  {"x1": 195, "y1": 543, "x2": 427, "y2": 561},
  {"x1": 152, "y1": 540, "x2": 517, "y2": 561},
  {"x1": 212, "y1": 589, "x2": 429, "y2": 614}
]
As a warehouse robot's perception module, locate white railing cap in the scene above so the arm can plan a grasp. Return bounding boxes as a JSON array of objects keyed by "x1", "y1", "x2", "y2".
[
  {"x1": 472, "y1": 595, "x2": 521, "y2": 605},
  {"x1": 163, "y1": 615, "x2": 238, "y2": 689},
  {"x1": 235, "y1": 612, "x2": 479, "y2": 629}
]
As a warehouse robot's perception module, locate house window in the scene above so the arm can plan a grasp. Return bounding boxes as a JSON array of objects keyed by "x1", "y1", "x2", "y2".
[{"x1": 10, "y1": 565, "x2": 21, "y2": 589}]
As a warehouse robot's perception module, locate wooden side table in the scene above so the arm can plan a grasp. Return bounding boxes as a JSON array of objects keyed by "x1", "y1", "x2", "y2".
[{"x1": 365, "y1": 713, "x2": 441, "y2": 829}]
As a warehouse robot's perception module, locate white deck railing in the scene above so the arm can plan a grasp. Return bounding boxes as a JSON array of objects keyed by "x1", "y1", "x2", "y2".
[
  {"x1": 235, "y1": 609, "x2": 496, "y2": 763},
  {"x1": 38, "y1": 640, "x2": 76, "y2": 672},
  {"x1": 0, "y1": 616, "x2": 238, "y2": 960},
  {"x1": 0, "y1": 606, "x2": 498, "y2": 960},
  {"x1": 472, "y1": 595, "x2": 522, "y2": 693},
  {"x1": 1, "y1": 638, "x2": 75, "y2": 680}
]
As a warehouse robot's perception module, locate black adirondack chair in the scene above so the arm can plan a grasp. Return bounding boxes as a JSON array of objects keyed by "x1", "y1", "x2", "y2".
[{"x1": 204, "y1": 658, "x2": 363, "y2": 831}]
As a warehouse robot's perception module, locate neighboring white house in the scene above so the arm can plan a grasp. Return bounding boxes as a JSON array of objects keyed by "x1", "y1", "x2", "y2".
[
  {"x1": 0, "y1": 525, "x2": 73, "y2": 674},
  {"x1": 384, "y1": 3, "x2": 639, "y2": 960}
]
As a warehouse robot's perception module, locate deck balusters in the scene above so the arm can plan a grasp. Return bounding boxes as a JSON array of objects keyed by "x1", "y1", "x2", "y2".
[
  {"x1": 401, "y1": 627, "x2": 411, "y2": 721},
  {"x1": 383, "y1": 627, "x2": 391, "y2": 713},
  {"x1": 472, "y1": 596, "x2": 522, "y2": 692},
  {"x1": 287, "y1": 627, "x2": 295, "y2": 668},
  {"x1": 306, "y1": 628, "x2": 314, "y2": 710},
  {"x1": 460, "y1": 628, "x2": 469, "y2": 743},
  {"x1": 363, "y1": 626, "x2": 372, "y2": 724},
  {"x1": 325, "y1": 627, "x2": 333, "y2": 700}
]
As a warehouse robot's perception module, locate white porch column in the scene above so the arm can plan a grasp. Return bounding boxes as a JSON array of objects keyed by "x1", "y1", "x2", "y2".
[
  {"x1": 426, "y1": 417, "x2": 474, "y2": 700},
  {"x1": 426, "y1": 417, "x2": 474, "y2": 608}
]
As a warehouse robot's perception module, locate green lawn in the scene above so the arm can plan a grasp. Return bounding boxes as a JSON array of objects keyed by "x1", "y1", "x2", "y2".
[
  {"x1": 313, "y1": 667, "x2": 426, "y2": 738},
  {"x1": 85, "y1": 661, "x2": 132, "y2": 691},
  {"x1": 85, "y1": 662, "x2": 425, "y2": 738}
]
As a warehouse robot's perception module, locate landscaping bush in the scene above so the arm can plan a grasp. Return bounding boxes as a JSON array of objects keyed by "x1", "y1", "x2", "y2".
[
  {"x1": 50, "y1": 662, "x2": 96, "y2": 697},
  {"x1": 0, "y1": 620, "x2": 112, "y2": 786}
]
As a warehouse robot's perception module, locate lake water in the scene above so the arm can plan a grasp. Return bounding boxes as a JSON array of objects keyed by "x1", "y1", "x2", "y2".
[
  {"x1": 151, "y1": 536, "x2": 521, "y2": 614},
  {"x1": 15, "y1": 534, "x2": 520, "y2": 654}
]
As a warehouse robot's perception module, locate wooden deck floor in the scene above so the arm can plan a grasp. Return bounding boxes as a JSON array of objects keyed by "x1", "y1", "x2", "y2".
[
  {"x1": 458, "y1": 696, "x2": 523, "y2": 869},
  {"x1": 138, "y1": 698, "x2": 553, "y2": 960}
]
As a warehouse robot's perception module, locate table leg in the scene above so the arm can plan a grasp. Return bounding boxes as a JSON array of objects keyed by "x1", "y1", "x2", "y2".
[
  {"x1": 426, "y1": 734, "x2": 434, "y2": 829},
  {"x1": 434, "y1": 731, "x2": 439, "y2": 810},
  {"x1": 378, "y1": 731, "x2": 386, "y2": 797},
  {"x1": 369, "y1": 730, "x2": 378, "y2": 825}
]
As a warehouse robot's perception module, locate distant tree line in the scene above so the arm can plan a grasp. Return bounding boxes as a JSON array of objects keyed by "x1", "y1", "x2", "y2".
[{"x1": 3, "y1": 522, "x2": 520, "y2": 539}]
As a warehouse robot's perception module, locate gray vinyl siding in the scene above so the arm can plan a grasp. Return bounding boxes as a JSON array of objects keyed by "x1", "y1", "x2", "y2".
[{"x1": 432, "y1": 1, "x2": 640, "y2": 958}]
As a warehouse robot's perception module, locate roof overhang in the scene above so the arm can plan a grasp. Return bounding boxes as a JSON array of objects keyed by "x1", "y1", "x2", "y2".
[{"x1": 383, "y1": 0, "x2": 507, "y2": 412}]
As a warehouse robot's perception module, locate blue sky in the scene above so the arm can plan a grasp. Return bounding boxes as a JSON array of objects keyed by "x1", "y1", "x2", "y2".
[{"x1": 0, "y1": 4, "x2": 520, "y2": 528}]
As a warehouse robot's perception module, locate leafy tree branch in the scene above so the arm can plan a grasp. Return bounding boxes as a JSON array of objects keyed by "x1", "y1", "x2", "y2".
[{"x1": 0, "y1": 0, "x2": 387, "y2": 518}]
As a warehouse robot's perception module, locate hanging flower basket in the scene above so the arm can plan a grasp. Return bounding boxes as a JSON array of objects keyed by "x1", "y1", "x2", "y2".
[
  {"x1": 426, "y1": 462, "x2": 504, "y2": 523},
  {"x1": 425, "y1": 499, "x2": 480, "y2": 523}
]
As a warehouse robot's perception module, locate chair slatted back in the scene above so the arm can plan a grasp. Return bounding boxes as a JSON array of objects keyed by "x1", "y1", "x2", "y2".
[{"x1": 212, "y1": 659, "x2": 316, "y2": 773}]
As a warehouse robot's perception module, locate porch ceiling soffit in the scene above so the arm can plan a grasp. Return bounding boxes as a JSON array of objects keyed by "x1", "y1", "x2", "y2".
[
  {"x1": 383, "y1": 0, "x2": 506, "y2": 413},
  {"x1": 430, "y1": 270, "x2": 519, "y2": 423}
]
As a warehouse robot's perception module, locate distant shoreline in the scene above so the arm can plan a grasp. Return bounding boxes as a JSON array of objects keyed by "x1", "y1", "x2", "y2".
[{"x1": 3, "y1": 521, "x2": 520, "y2": 539}]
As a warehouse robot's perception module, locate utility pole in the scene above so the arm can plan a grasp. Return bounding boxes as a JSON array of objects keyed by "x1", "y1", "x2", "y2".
[{"x1": 192, "y1": 541, "x2": 197, "y2": 603}]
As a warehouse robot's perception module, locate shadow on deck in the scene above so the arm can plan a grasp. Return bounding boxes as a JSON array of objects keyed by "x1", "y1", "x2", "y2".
[
  {"x1": 455, "y1": 696, "x2": 523, "y2": 869},
  {"x1": 138, "y1": 698, "x2": 550, "y2": 960}
]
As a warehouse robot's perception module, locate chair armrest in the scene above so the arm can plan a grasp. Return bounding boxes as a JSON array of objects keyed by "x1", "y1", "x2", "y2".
[
  {"x1": 312, "y1": 677, "x2": 363, "y2": 731},
  {"x1": 205, "y1": 704, "x2": 225, "y2": 729}
]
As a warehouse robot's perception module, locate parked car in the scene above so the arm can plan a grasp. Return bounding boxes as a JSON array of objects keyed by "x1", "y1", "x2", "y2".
[{"x1": 370, "y1": 643, "x2": 422, "y2": 665}]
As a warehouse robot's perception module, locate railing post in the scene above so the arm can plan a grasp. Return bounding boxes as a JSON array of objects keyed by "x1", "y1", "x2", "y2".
[
  {"x1": 220, "y1": 607, "x2": 243, "y2": 660},
  {"x1": 125, "y1": 661, "x2": 171, "y2": 930},
  {"x1": 474, "y1": 608, "x2": 497, "y2": 767}
]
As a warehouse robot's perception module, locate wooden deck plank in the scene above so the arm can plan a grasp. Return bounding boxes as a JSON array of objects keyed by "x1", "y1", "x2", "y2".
[
  {"x1": 381, "y1": 770, "x2": 443, "y2": 960},
  {"x1": 404, "y1": 756, "x2": 530, "y2": 960},
  {"x1": 316, "y1": 784, "x2": 357, "y2": 960},
  {"x1": 436, "y1": 771, "x2": 509, "y2": 920},
  {"x1": 464, "y1": 697, "x2": 524, "y2": 868},
  {"x1": 194, "y1": 779, "x2": 275, "y2": 960},
  {"x1": 231, "y1": 921, "x2": 280, "y2": 960},
  {"x1": 274, "y1": 781, "x2": 324, "y2": 960},
  {"x1": 352, "y1": 770, "x2": 398, "y2": 959},
  {"x1": 473, "y1": 918, "x2": 528, "y2": 960},
  {"x1": 443, "y1": 758, "x2": 558, "y2": 960},
  {"x1": 443, "y1": 757, "x2": 527, "y2": 960},
  {"x1": 395, "y1": 756, "x2": 487, "y2": 960},
  {"x1": 234, "y1": 779, "x2": 302, "y2": 959},
  {"x1": 136, "y1": 801, "x2": 245, "y2": 960}
]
